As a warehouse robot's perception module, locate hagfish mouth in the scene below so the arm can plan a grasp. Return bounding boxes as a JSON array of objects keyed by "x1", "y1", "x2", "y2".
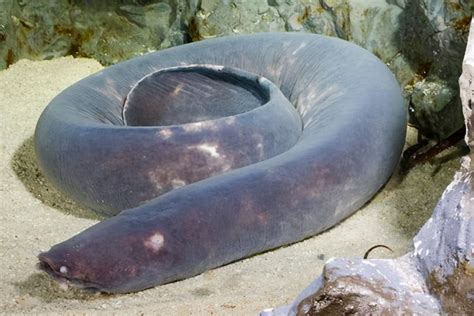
[
  {"x1": 34, "y1": 33, "x2": 407, "y2": 293},
  {"x1": 37, "y1": 252, "x2": 99, "y2": 291}
]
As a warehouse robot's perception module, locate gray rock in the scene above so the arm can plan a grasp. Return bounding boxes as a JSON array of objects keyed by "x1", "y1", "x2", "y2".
[
  {"x1": 349, "y1": 1, "x2": 406, "y2": 76},
  {"x1": 262, "y1": 255, "x2": 441, "y2": 315},
  {"x1": 413, "y1": 157, "x2": 474, "y2": 313},
  {"x1": 460, "y1": 24, "x2": 474, "y2": 148}
]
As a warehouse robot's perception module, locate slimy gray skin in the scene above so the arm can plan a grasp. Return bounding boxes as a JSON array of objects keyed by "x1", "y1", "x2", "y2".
[{"x1": 35, "y1": 33, "x2": 407, "y2": 293}]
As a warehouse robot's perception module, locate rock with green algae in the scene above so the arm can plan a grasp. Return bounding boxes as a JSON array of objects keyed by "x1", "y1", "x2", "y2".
[
  {"x1": 189, "y1": 0, "x2": 285, "y2": 40},
  {"x1": 0, "y1": 0, "x2": 17, "y2": 70},
  {"x1": 0, "y1": 0, "x2": 199, "y2": 67},
  {"x1": 410, "y1": 77, "x2": 462, "y2": 139},
  {"x1": 396, "y1": 0, "x2": 471, "y2": 139},
  {"x1": 190, "y1": 0, "x2": 350, "y2": 40}
]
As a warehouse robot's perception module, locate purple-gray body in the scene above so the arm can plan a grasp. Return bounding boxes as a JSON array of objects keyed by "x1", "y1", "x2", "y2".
[{"x1": 34, "y1": 33, "x2": 406, "y2": 293}]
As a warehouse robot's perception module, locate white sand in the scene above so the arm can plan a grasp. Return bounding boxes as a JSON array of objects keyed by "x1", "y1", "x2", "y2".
[{"x1": 0, "y1": 57, "x2": 462, "y2": 315}]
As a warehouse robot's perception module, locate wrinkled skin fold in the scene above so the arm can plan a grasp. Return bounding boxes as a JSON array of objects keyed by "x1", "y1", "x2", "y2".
[{"x1": 34, "y1": 33, "x2": 407, "y2": 293}]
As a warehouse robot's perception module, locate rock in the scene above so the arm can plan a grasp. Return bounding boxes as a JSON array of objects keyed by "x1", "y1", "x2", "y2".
[
  {"x1": 410, "y1": 77, "x2": 462, "y2": 139},
  {"x1": 265, "y1": 255, "x2": 441, "y2": 315},
  {"x1": 0, "y1": 0, "x2": 17, "y2": 69},
  {"x1": 460, "y1": 21, "x2": 474, "y2": 148},
  {"x1": 15, "y1": 1, "x2": 75, "y2": 60},
  {"x1": 284, "y1": 1, "x2": 350, "y2": 38},
  {"x1": 349, "y1": 0, "x2": 403, "y2": 62},
  {"x1": 189, "y1": 0, "x2": 285, "y2": 40},
  {"x1": 261, "y1": 19, "x2": 474, "y2": 315},
  {"x1": 348, "y1": 0, "x2": 417, "y2": 90},
  {"x1": 397, "y1": 0, "x2": 471, "y2": 139},
  {"x1": 189, "y1": 0, "x2": 351, "y2": 40},
  {"x1": 0, "y1": 0, "x2": 199, "y2": 67},
  {"x1": 413, "y1": 157, "x2": 474, "y2": 313}
]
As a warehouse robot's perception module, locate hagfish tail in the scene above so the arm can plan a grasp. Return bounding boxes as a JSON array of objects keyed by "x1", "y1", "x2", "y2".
[{"x1": 34, "y1": 33, "x2": 407, "y2": 293}]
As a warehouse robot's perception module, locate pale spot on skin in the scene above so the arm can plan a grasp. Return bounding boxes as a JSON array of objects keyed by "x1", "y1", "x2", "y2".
[
  {"x1": 197, "y1": 144, "x2": 220, "y2": 158},
  {"x1": 256, "y1": 143, "x2": 264, "y2": 159},
  {"x1": 171, "y1": 83, "x2": 183, "y2": 97},
  {"x1": 292, "y1": 42, "x2": 307, "y2": 55},
  {"x1": 171, "y1": 179, "x2": 186, "y2": 188},
  {"x1": 187, "y1": 64, "x2": 224, "y2": 71},
  {"x1": 144, "y1": 232, "x2": 165, "y2": 252},
  {"x1": 257, "y1": 213, "x2": 268, "y2": 224},
  {"x1": 221, "y1": 164, "x2": 232, "y2": 172},
  {"x1": 60, "y1": 266, "x2": 68, "y2": 274},
  {"x1": 182, "y1": 122, "x2": 205, "y2": 132},
  {"x1": 158, "y1": 128, "x2": 173, "y2": 139},
  {"x1": 165, "y1": 63, "x2": 224, "y2": 71},
  {"x1": 224, "y1": 116, "x2": 236, "y2": 125}
]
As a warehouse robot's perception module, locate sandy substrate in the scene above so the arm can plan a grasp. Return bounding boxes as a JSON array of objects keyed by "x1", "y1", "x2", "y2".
[{"x1": 0, "y1": 57, "x2": 465, "y2": 315}]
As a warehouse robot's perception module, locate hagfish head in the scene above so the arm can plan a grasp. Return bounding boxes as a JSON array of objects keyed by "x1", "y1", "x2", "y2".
[{"x1": 37, "y1": 214, "x2": 180, "y2": 293}]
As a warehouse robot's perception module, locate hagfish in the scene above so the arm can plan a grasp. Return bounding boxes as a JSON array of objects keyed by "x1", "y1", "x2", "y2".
[{"x1": 34, "y1": 33, "x2": 406, "y2": 293}]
